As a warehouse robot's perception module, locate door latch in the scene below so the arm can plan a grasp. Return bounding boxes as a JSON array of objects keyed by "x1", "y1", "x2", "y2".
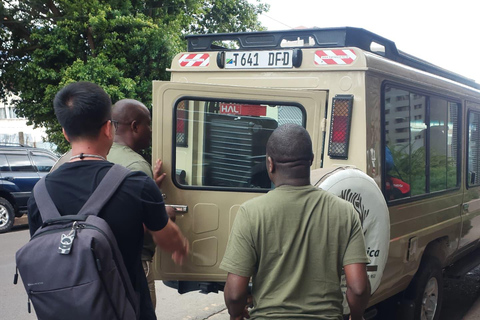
[{"x1": 166, "y1": 204, "x2": 188, "y2": 213}]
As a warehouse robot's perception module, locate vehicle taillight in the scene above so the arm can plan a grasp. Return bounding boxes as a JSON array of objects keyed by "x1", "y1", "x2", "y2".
[{"x1": 328, "y1": 95, "x2": 353, "y2": 159}]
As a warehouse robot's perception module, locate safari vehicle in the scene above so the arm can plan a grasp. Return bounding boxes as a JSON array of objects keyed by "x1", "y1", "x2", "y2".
[{"x1": 152, "y1": 27, "x2": 480, "y2": 319}]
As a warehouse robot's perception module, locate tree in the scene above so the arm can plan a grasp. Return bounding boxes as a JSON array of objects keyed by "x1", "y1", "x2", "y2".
[
  {"x1": 1, "y1": 0, "x2": 269, "y2": 152},
  {"x1": 187, "y1": 0, "x2": 268, "y2": 34}
]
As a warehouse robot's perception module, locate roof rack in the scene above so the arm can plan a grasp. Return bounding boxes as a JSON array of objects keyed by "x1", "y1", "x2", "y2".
[
  {"x1": 0, "y1": 142, "x2": 26, "y2": 147},
  {"x1": 185, "y1": 27, "x2": 480, "y2": 90}
]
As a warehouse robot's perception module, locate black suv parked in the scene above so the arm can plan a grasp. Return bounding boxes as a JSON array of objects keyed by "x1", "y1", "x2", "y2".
[{"x1": 0, "y1": 144, "x2": 58, "y2": 233}]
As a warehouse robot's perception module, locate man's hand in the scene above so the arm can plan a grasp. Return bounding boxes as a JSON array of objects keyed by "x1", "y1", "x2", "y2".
[
  {"x1": 172, "y1": 238, "x2": 189, "y2": 265},
  {"x1": 165, "y1": 205, "x2": 176, "y2": 222},
  {"x1": 230, "y1": 295, "x2": 252, "y2": 319},
  {"x1": 153, "y1": 159, "x2": 166, "y2": 189},
  {"x1": 151, "y1": 219, "x2": 189, "y2": 265},
  {"x1": 231, "y1": 306, "x2": 250, "y2": 320}
]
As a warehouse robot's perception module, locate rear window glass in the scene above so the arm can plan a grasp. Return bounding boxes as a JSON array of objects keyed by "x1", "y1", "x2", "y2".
[{"x1": 174, "y1": 99, "x2": 304, "y2": 190}]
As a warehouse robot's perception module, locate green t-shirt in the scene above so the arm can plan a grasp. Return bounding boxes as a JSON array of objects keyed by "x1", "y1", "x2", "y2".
[
  {"x1": 107, "y1": 142, "x2": 156, "y2": 260},
  {"x1": 220, "y1": 185, "x2": 369, "y2": 320}
]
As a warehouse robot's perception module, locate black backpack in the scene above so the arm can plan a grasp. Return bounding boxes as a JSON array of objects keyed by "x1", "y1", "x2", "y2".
[{"x1": 14, "y1": 164, "x2": 139, "y2": 320}]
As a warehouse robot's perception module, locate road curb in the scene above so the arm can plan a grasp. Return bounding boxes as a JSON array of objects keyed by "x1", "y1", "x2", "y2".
[{"x1": 14, "y1": 216, "x2": 29, "y2": 226}]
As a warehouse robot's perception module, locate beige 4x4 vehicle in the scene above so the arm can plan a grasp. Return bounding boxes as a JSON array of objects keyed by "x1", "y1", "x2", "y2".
[{"x1": 152, "y1": 27, "x2": 480, "y2": 319}]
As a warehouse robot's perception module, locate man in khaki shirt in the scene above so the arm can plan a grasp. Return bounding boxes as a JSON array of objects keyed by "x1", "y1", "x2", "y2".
[{"x1": 108, "y1": 99, "x2": 174, "y2": 309}]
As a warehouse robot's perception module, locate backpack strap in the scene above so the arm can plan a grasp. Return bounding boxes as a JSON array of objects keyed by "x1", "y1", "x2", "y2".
[
  {"x1": 78, "y1": 164, "x2": 131, "y2": 216},
  {"x1": 33, "y1": 177, "x2": 62, "y2": 221},
  {"x1": 33, "y1": 164, "x2": 131, "y2": 221}
]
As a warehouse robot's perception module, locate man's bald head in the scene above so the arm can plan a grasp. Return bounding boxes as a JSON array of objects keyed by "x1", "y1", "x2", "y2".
[
  {"x1": 112, "y1": 99, "x2": 152, "y2": 152},
  {"x1": 266, "y1": 124, "x2": 313, "y2": 182},
  {"x1": 112, "y1": 99, "x2": 150, "y2": 123}
]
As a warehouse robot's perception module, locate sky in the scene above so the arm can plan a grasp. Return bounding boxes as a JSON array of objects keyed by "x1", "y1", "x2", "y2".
[{"x1": 249, "y1": 0, "x2": 480, "y2": 84}]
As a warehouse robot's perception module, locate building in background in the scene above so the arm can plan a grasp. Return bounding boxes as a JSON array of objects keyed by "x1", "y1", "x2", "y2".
[{"x1": 0, "y1": 92, "x2": 55, "y2": 151}]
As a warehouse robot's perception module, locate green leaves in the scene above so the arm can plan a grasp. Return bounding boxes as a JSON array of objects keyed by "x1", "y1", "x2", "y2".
[
  {"x1": 186, "y1": 0, "x2": 269, "y2": 34},
  {"x1": 1, "y1": 0, "x2": 268, "y2": 152}
]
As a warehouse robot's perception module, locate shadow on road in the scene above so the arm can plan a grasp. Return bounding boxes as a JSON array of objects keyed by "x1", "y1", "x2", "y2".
[
  {"x1": 441, "y1": 264, "x2": 480, "y2": 320},
  {"x1": 370, "y1": 263, "x2": 480, "y2": 320}
]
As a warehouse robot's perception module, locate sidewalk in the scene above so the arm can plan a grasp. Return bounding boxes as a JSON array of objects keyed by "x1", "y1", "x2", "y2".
[
  {"x1": 206, "y1": 308, "x2": 228, "y2": 319},
  {"x1": 206, "y1": 299, "x2": 480, "y2": 319}
]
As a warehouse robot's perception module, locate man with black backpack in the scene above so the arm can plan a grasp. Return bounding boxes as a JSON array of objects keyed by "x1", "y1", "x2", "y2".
[{"x1": 19, "y1": 81, "x2": 188, "y2": 320}]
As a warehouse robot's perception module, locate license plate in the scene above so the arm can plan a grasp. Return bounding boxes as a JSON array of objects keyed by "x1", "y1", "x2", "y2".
[{"x1": 224, "y1": 50, "x2": 293, "y2": 69}]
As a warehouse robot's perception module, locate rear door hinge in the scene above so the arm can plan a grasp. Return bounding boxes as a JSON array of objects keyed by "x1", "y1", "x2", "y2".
[{"x1": 320, "y1": 118, "x2": 327, "y2": 132}]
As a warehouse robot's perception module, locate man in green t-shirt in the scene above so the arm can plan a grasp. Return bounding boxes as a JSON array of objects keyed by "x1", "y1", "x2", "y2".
[
  {"x1": 107, "y1": 99, "x2": 174, "y2": 309},
  {"x1": 220, "y1": 124, "x2": 370, "y2": 320}
]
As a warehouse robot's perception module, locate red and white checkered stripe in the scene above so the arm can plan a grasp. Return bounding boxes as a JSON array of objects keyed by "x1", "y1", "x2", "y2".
[
  {"x1": 179, "y1": 53, "x2": 210, "y2": 67},
  {"x1": 314, "y1": 49, "x2": 356, "y2": 65}
]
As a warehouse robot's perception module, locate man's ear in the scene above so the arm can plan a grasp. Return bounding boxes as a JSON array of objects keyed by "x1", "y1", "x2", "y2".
[
  {"x1": 104, "y1": 120, "x2": 115, "y2": 140},
  {"x1": 131, "y1": 120, "x2": 138, "y2": 133},
  {"x1": 267, "y1": 156, "x2": 275, "y2": 174},
  {"x1": 62, "y1": 128, "x2": 70, "y2": 142}
]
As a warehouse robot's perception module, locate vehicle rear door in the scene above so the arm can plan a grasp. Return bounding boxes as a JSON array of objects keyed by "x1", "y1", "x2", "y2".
[{"x1": 152, "y1": 81, "x2": 327, "y2": 282}]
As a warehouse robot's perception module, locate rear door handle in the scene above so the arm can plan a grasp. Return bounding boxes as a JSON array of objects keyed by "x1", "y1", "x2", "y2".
[{"x1": 166, "y1": 205, "x2": 188, "y2": 213}]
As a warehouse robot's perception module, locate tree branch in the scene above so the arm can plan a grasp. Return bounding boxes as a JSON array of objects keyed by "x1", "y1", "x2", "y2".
[
  {"x1": 87, "y1": 26, "x2": 96, "y2": 57},
  {"x1": 46, "y1": 0, "x2": 61, "y2": 17},
  {"x1": 2, "y1": 16, "x2": 32, "y2": 41}
]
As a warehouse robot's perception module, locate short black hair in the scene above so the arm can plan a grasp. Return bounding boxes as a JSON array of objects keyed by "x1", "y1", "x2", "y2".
[
  {"x1": 266, "y1": 124, "x2": 313, "y2": 176},
  {"x1": 53, "y1": 82, "x2": 112, "y2": 140}
]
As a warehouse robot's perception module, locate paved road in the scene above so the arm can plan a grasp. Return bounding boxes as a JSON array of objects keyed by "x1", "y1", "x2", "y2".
[
  {"x1": 1, "y1": 221, "x2": 226, "y2": 320},
  {"x1": 441, "y1": 263, "x2": 480, "y2": 320},
  {"x1": 2, "y1": 219, "x2": 480, "y2": 320}
]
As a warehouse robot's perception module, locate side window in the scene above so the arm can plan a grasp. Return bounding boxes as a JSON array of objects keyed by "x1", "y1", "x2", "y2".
[
  {"x1": 174, "y1": 99, "x2": 305, "y2": 190},
  {"x1": 5, "y1": 154, "x2": 35, "y2": 172},
  {"x1": 384, "y1": 85, "x2": 460, "y2": 201},
  {"x1": 409, "y1": 93, "x2": 427, "y2": 196},
  {"x1": 31, "y1": 152, "x2": 56, "y2": 172},
  {"x1": 468, "y1": 111, "x2": 480, "y2": 186},
  {"x1": 447, "y1": 103, "x2": 459, "y2": 189},
  {"x1": 384, "y1": 88, "x2": 423, "y2": 199},
  {"x1": 430, "y1": 100, "x2": 459, "y2": 191}
]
